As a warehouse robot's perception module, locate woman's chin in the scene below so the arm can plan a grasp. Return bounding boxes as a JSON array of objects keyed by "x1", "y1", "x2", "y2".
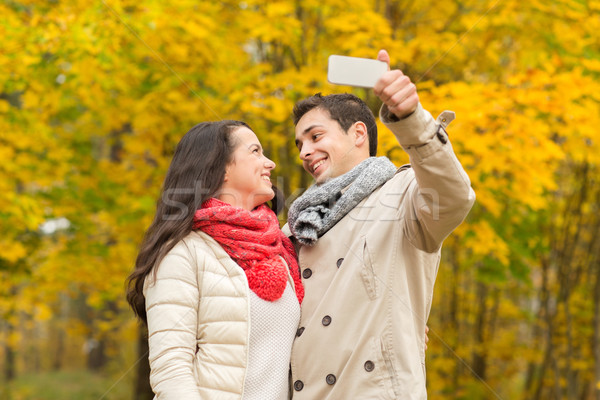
[{"x1": 250, "y1": 192, "x2": 275, "y2": 209}]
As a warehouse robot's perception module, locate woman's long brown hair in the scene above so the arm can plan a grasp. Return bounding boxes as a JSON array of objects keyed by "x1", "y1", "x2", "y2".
[{"x1": 125, "y1": 120, "x2": 283, "y2": 324}]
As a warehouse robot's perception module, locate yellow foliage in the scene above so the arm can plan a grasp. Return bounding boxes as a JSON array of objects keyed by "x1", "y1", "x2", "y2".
[
  {"x1": 7, "y1": 331, "x2": 21, "y2": 347},
  {"x1": 468, "y1": 220, "x2": 510, "y2": 265},
  {"x1": 0, "y1": 240, "x2": 27, "y2": 263},
  {"x1": 35, "y1": 304, "x2": 53, "y2": 322},
  {"x1": 1, "y1": 1, "x2": 599, "y2": 397}
]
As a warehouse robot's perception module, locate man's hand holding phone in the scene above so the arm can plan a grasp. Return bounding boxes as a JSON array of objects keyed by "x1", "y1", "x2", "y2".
[
  {"x1": 373, "y1": 50, "x2": 419, "y2": 119},
  {"x1": 327, "y1": 50, "x2": 419, "y2": 119}
]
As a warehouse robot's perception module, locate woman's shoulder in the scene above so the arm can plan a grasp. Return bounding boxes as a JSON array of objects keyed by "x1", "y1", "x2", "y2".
[
  {"x1": 158, "y1": 231, "x2": 215, "y2": 265},
  {"x1": 153, "y1": 231, "x2": 231, "y2": 280},
  {"x1": 178, "y1": 230, "x2": 228, "y2": 258},
  {"x1": 165, "y1": 230, "x2": 236, "y2": 270}
]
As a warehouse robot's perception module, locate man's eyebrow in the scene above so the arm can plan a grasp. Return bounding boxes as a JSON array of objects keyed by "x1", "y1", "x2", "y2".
[
  {"x1": 295, "y1": 124, "x2": 324, "y2": 148},
  {"x1": 301, "y1": 124, "x2": 323, "y2": 135}
]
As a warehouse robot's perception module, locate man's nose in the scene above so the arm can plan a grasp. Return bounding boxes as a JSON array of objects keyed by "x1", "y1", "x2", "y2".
[{"x1": 300, "y1": 143, "x2": 313, "y2": 160}]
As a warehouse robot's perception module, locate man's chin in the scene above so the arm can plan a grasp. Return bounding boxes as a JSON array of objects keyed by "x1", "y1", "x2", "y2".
[
  {"x1": 314, "y1": 173, "x2": 333, "y2": 185},
  {"x1": 311, "y1": 165, "x2": 328, "y2": 183}
]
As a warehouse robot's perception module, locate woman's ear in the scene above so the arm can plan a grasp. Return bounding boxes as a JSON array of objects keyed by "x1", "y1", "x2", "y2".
[{"x1": 223, "y1": 165, "x2": 230, "y2": 182}]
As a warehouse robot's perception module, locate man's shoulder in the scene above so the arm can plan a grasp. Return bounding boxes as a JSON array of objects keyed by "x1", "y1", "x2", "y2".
[
  {"x1": 377, "y1": 163, "x2": 414, "y2": 190},
  {"x1": 394, "y1": 163, "x2": 412, "y2": 175}
]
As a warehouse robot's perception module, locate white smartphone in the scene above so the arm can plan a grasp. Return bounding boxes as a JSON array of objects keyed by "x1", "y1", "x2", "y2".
[{"x1": 327, "y1": 55, "x2": 388, "y2": 88}]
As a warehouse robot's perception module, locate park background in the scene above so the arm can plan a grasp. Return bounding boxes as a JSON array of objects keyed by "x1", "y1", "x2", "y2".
[{"x1": 1, "y1": 0, "x2": 599, "y2": 399}]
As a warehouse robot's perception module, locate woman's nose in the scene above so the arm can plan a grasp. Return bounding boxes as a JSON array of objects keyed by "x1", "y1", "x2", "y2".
[{"x1": 265, "y1": 157, "x2": 276, "y2": 169}]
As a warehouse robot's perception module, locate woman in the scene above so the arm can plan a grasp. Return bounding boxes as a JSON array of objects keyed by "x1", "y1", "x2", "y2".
[{"x1": 126, "y1": 120, "x2": 304, "y2": 400}]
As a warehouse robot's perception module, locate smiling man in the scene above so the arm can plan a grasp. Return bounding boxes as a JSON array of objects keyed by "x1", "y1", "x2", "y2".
[{"x1": 284, "y1": 50, "x2": 476, "y2": 399}]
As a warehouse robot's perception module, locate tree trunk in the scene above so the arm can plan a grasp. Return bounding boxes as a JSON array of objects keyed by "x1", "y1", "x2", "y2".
[
  {"x1": 471, "y1": 281, "x2": 488, "y2": 381},
  {"x1": 87, "y1": 337, "x2": 107, "y2": 371},
  {"x1": 449, "y1": 242, "x2": 461, "y2": 391},
  {"x1": 134, "y1": 325, "x2": 153, "y2": 400},
  {"x1": 532, "y1": 257, "x2": 553, "y2": 400},
  {"x1": 4, "y1": 342, "x2": 15, "y2": 381},
  {"x1": 594, "y1": 254, "x2": 600, "y2": 400},
  {"x1": 3, "y1": 320, "x2": 16, "y2": 381},
  {"x1": 52, "y1": 322, "x2": 64, "y2": 370}
]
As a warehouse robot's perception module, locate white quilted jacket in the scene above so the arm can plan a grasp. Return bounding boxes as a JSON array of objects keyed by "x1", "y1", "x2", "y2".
[{"x1": 144, "y1": 230, "x2": 251, "y2": 400}]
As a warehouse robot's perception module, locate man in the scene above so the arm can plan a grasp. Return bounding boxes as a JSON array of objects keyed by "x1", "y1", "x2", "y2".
[{"x1": 284, "y1": 50, "x2": 476, "y2": 399}]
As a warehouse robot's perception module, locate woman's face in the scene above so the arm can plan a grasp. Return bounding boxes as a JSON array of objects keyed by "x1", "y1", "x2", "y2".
[{"x1": 218, "y1": 127, "x2": 276, "y2": 210}]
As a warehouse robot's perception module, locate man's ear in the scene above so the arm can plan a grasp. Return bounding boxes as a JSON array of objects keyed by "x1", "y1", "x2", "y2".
[{"x1": 353, "y1": 121, "x2": 369, "y2": 149}]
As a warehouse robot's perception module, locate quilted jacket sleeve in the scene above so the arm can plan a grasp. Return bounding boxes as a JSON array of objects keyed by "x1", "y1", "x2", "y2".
[{"x1": 144, "y1": 240, "x2": 202, "y2": 400}]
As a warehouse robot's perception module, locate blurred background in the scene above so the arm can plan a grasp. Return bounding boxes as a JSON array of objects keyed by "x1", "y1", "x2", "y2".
[{"x1": 1, "y1": 0, "x2": 599, "y2": 399}]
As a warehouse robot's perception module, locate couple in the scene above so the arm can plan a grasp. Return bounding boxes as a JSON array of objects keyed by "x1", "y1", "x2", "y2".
[{"x1": 126, "y1": 50, "x2": 475, "y2": 399}]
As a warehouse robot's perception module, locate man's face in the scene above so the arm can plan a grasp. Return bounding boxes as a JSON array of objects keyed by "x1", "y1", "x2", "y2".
[{"x1": 294, "y1": 108, "x2": 362, "y2": 184}]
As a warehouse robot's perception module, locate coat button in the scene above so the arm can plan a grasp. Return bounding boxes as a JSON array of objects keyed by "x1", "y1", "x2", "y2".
[
  {"x1": 326, "y1": 374, "x2": 336, "y2": 385},
  {"x1": 322, "y1": 315, "x2": 332, "y2": 326},
  {"x1": 296, "y1": 327, "x2": 305, "y2": 337},
  {"x1": 364, "y1": 360, "x2": 375, "y2": 372},
  {"x1": 294, "y1": 380, "x2": 304, "y2": 391},
  {"x1": 336, "y1": 258, "x2": 344, "y2": 268},
  {"x1": 302, "y1": 268, "x2": 312, "y2": 279}
]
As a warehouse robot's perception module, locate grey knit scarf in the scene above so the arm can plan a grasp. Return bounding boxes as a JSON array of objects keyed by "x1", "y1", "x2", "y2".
[{"x1": 288, "y1": 156, "x2": 398, "y2": 246}]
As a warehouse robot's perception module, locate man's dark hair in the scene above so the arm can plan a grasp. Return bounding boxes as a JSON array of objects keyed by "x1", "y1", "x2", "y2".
[{"x1": 292, "y1": 93, "x2": 378, "y2": 156}]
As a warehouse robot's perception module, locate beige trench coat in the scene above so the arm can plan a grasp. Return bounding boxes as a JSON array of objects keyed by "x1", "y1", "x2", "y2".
[{"x1": 285, "y1": 104, "x2": 476, "y2": 399}]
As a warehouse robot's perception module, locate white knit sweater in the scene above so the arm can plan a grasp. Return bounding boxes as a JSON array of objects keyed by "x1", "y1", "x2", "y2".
[{"x1": 242, "y1": 282, "x2": 300, "y2": 399}]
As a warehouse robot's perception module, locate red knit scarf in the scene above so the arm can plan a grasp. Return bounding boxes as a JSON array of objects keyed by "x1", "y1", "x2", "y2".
[{"x1": 193, "y1": 198, "x2": 304, "y2": 304}]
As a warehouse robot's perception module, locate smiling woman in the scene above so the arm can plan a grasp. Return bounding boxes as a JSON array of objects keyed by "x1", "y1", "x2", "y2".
[
  {"x1": 125, "y1": 120, "x2": 304, "y2": 400},
  {"x1": 218, "y1": 127, "x2": 277, "y2": 210}
]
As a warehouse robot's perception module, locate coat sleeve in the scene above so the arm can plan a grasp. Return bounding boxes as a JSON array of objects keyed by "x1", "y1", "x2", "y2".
[
  {"x1": 143, "y1": 241, "x2": 203, "y2": 400},
  {"x1": 380, "y1": 103, "x2": 476, "y2": 252}
]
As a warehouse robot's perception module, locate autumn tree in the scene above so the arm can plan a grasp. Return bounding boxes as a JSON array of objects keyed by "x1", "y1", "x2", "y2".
[{"x1": 1, "y1": 1, "x2": 599, "y2": 399}]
